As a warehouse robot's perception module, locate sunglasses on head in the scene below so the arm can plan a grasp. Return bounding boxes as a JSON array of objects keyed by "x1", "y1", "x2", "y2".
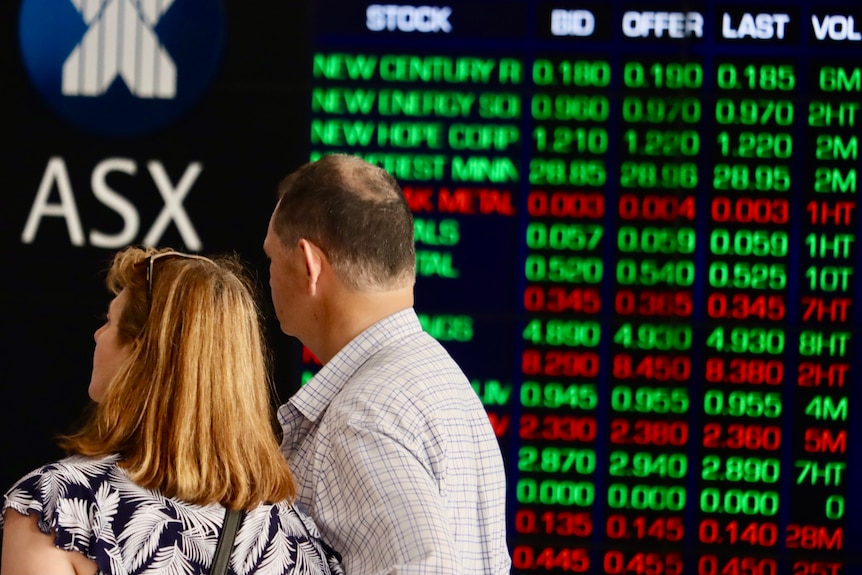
[{"x1": 145, "y1": 252, "x2": 214, "y2": 309}]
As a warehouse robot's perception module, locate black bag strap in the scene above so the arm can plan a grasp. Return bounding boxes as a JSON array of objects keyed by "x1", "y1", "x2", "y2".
[{"x1": 211, "y1": 508, "x2": 243, "y2": 575}]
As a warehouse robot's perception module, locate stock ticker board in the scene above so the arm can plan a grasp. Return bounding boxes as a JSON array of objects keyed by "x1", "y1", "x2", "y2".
[{"x1": 304, "y1": 2, "x2": 861, "y2": 574}]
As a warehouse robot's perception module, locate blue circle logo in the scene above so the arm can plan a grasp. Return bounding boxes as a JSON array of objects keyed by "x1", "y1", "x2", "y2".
[{"x1": 19, "y1": 0, "x2": 226, "y2": 137}]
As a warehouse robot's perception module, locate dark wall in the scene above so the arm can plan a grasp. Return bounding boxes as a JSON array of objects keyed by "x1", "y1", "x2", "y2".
[{"x1": 0, "y1": 1, "x2": 313, "y2": 496}]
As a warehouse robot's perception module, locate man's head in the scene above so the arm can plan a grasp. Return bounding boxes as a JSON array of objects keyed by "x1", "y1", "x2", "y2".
[
  {"x1": 269, "y1": 153, "x2": 416, "y2": 291},
  {"x1": 263, "y1": 155, "x2": 416, "y2": 353}
]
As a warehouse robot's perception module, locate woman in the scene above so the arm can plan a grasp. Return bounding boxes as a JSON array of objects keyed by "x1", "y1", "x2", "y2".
[{"x1": 1, "y1": 247, "x2": 344, "y2": 575}]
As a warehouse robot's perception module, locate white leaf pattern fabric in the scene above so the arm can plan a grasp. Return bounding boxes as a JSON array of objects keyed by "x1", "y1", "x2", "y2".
[
  {"x1": 1, "y1": 454, "x2": 345, "y2": 575},
  {"x1": 56, "y1": 497, "x2": 94, "y2": 542},
  {"x1": 253, "y1": 529, "x2": 295, "y2": 575}
]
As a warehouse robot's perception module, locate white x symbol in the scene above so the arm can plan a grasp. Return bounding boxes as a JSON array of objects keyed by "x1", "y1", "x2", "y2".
[{"x1": 63, "y1": 0, "x2": 177, "y2": 98}]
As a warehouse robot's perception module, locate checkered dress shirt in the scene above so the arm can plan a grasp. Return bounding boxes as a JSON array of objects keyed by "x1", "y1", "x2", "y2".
[{"x1": 278, "y1": 308, "x2": 511, "y2": 575}]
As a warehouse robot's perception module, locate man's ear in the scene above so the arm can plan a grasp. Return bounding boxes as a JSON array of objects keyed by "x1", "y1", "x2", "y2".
[{"x1": 297, "y1": 238, "x2": 324, "y2": 295}]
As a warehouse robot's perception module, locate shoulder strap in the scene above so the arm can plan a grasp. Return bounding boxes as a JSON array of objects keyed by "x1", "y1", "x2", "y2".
[{"x1": 211, "y1": 508, "x2": 243, "y2": 575}]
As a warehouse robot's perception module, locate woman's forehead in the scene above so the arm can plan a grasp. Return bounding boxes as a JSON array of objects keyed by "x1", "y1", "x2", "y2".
[{"x1": 109, "y1": 289, "x2": 128, "y2": 313}]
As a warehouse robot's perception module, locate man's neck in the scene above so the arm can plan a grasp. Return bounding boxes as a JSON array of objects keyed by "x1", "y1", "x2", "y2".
[{"x1": 314, "y1": 286, "x2": 414, "y2": 364}]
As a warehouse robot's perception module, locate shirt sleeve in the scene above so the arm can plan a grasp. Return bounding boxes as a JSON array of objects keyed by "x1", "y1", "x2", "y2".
[
  {"x1": 1, "y1": 461, "x2": 103, "y2": 560},
  {"x1": 0, "y1": 460, "x2": 118, "y2": 568},
  {"x1": 319, "y1": 421, "x2": 462, "y2": 575},
  {"x1": 2, "y1": 468, "x2": 47, "y2": 528}
]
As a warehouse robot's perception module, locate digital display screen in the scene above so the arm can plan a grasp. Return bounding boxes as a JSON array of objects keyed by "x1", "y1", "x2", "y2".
[{"x1": 304, "y1": 2, "x2": 860, "y2": 573}]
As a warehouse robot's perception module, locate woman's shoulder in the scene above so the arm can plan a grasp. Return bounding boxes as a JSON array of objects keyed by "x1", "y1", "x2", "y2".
[
  {"x1": 19, "y1": 453, "x2": 120, "y2": 477},
  {"x1": 36, "y1": 453, "x2": 121, "y2": 479},
  {"x1": 1, "y1": 454, "x2": 129, "y2": 559},
  {"x1": 5, "y1": 454, "x2": 119, "y2": 501}
]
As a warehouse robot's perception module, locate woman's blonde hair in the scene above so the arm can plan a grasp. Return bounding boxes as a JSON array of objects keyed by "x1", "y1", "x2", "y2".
[{"x1": 61, "y1": 246, "x2": 295, "y2": 509}]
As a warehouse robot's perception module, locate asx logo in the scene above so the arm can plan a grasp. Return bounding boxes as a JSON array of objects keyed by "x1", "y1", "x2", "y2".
[{"x1": 19, "y1": 0, "x2": 225, "y2": 136}]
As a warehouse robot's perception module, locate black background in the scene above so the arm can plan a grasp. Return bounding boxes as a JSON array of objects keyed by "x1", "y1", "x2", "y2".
[{"x1": 0, "y1": 0, "x2": 314, "y2": 495}]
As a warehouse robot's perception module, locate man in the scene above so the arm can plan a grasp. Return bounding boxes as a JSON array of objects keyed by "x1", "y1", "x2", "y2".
[{"x1": 263, "y1": 153, "x2": 511, "y2": 574}]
